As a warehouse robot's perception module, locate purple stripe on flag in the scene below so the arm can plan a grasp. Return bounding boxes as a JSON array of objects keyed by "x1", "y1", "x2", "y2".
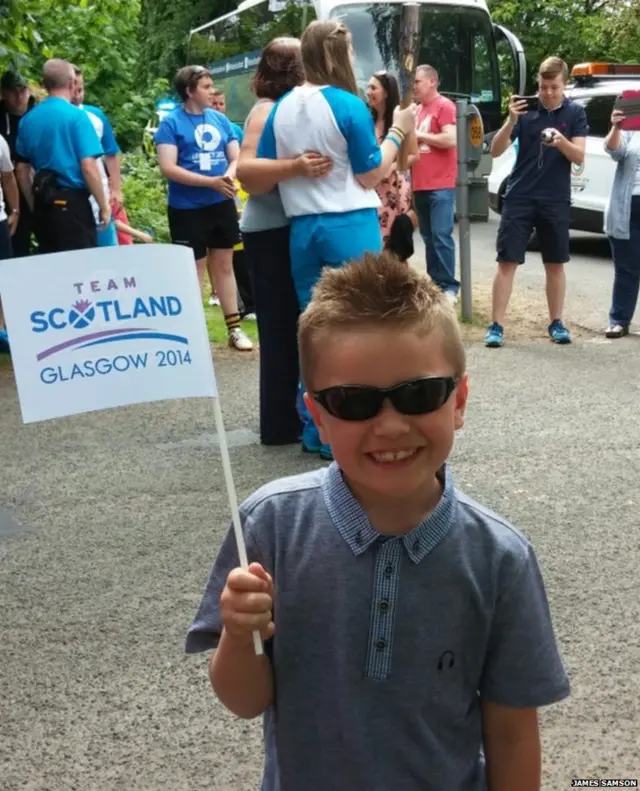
[{"x1": 36, "y1": 328, "x2": 153, "y2": 361}]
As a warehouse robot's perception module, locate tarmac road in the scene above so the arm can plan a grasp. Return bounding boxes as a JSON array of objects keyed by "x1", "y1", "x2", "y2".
[{"x1": 1, "y1": 223, "x2": 639, "y2": 790}]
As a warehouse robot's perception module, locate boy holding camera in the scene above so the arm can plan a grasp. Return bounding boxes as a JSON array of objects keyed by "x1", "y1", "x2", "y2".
[{"x1": 486, "y1": 57, "x2": 588, "y2": 348}]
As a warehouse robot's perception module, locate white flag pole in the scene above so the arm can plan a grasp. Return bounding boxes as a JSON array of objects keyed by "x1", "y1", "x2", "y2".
[{"x1": 213, "y1": 395, "x2": 264, "y2": 656}]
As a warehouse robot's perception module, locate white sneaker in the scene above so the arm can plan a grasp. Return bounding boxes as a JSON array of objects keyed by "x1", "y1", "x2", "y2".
[
  {"x1": 445, "y1": 291, "x2": 459, "y2": 305},
  {"x1": 208, "y1": 295, "x2": 220, "y2": 307},
  {"x1": 228, "y1": 326, "x2": 253, "y2": 351},
  {"x1": 243, "y1": 312, "x2": 257, "y2": 321}
]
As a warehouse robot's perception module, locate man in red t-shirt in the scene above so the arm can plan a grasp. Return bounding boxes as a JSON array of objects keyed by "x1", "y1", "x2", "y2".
[{"x1": 411, "y1": 65, "x2": 459, "y2": 301}]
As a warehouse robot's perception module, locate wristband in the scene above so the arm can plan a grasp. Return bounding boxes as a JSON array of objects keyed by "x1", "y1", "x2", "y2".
[
  {"x1": 386, "y1": 134, "x2": 402, "y2": 150},
  {"x1": 389, "y1": 126, "x2": 406, "y2": 140}
]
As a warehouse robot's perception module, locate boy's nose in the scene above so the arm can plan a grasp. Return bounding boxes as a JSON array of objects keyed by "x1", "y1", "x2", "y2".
[{"x1": 371, "y1": 399, "x2": 411, "y2": 436}]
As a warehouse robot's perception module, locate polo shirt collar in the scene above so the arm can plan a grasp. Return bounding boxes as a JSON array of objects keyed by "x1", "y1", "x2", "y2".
[{"x1": 322, "y1": 462, "x2": 457, "y2": 563}]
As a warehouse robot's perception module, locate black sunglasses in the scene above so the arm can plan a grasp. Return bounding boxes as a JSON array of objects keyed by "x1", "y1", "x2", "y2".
[{"x1": 313, "y1": 376, "x2": 459, "y2": 422}]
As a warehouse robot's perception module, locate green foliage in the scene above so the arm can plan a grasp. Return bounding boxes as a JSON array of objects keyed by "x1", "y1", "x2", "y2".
[
  {"x1": 121, "y1": 151, "x2": 170, "y2": 243},
  {"x1": 490, "y1": 0, "x2": 639, "y2": 91}
]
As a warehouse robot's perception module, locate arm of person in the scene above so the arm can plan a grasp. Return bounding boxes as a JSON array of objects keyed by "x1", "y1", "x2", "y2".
[
  {"x1": 0, "y1": 137, "x2": 19, "y2": 234},
  {"x1": 416, "y1": 124, "x2": 456, "y2": 149},
  {"x1": 15, "y1": 162, "x2": 34, "y2": 211},
  {"x1": 491, "y1": 96, "x2": 528, "y2": 158},
  {"x1": 237, "y1": 103, "x2": 331, "y2": 195},
  {"x1": 479, "y1": 542, "x2": 570, "y2": 789},
  {"x1": 185, "y1": 512, "x2": 276, "y2": 720},
  {"x1": 416, "y1": 100, "x2": 457, "y2": 150},
  {"x1": 1, "y1": 171, "x2": 20, "y2": 235},
  {"x1": 105, "y1": 153, "x2": 122, "y2": 203},
  {"x1": 225, "y1": 139, "x2": 240, "y2": 181},
  {"x1": 330, "y1": 91, "x2": 414, "y2": 190},
  {"x1": 550, "y1": 134, "x2": 585, "y2": 166},
  {"x1": 210, "y1": 563, "x2": 275, "y2": 719},
  {"x1": 491, "y1": 119, "x2": 516, "y2": 158},
  {"x1": 97, "y1": 109, "x2": 123, "y2": 205},
  {"x1": 405, "y1": 131, "x2": 420, "y2": 169},
  {"x1": 113, "y1": 218, "x2": 152, "y2": 243},
  {"x1": 550, "y1": 103, "x2": 588, "y2": 165},
  {"x1": 155, "y1": 144, "x2": 232, "y2": 196},
  {"x1": 80, "y1": 157, "x2": 110, "y2": 223},
  {"x1": 604, "y1": 110, "x2": 628, "y2": 161},
  {"x1": 482, "y1": 702, "x2": 541, "y2": 791}
]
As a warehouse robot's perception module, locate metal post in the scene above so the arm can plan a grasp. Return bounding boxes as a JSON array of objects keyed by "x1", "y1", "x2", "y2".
[{"x1": 456, "y1": 99, "x2": 472, "y2": 322}]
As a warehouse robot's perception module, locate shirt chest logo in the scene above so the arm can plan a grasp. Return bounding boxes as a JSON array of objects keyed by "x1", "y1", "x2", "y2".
[{"x1": 194, "y1": 123, "x2": 221, "y2": 152}]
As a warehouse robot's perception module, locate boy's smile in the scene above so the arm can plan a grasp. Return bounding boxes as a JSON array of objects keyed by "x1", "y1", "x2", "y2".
[{"x1": 305, "y1": 326, "x2": 469, "y2": 523}]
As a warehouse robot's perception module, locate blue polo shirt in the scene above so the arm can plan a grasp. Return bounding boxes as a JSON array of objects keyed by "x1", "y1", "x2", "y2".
[
  {"x1": 187, "y1": 463, "x2": 570, "y2": 791},
  {"x1": 16, "y1": 96, "x2": 103, "y2": 189},
  {"x1": 505, "y1": 97, "x2": 588, "y2": 203},
  {"x1": 154, "y1": 107, "x2": 239, "y2": 209},
  {"x1": 82, "y1": 104, "x2": 120, "y2": 156},
  {"x1": 230, "y1": 121, "x2": 244, "y2": 146}
]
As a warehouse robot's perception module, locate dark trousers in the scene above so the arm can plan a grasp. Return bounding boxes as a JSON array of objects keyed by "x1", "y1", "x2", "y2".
[
  {"x1": 0, "y1": 218, "x2": 12, "y2": 260},
  {"x1": 243, "y1": 225, "x2": 301, "y2": 445},
  {"x1": 12, "y1": 191, "x2": 33, "y2": 257},
  {"x1": 609, "y1": 195, "x2": 640, "y2": 326},
  {"x1": 233, "y1": 246, "x2": 255, "y2": 315},
  {"x1": 33, "y1": 189, "x2": 96, "y2": 254}
]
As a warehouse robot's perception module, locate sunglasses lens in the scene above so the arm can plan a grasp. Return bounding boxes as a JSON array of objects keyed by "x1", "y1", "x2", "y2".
[
  {"x1": 321, "y1": 387, "x2": 381, "y2": 421},
  {"x1": 393, "y1": 378, "x2": 453, "y2": 414},
  {"x1": 316, "y1": 377, "x2": 456, "y2": 421}
]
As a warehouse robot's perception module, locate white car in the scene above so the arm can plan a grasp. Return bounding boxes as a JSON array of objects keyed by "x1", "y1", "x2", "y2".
[{"x1": 488, "y1": 63, "x2": 640, "y2": 235}]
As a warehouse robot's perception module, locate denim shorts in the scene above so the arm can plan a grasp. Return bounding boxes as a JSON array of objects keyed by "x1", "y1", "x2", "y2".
[{"x1": 497, "y1": 198, "x2": 570, "y2": 264}]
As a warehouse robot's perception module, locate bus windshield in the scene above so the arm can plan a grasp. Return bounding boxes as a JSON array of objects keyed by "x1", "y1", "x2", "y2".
[{"x1": 331, "y1": 3, "x2": 502, "y2": 131}]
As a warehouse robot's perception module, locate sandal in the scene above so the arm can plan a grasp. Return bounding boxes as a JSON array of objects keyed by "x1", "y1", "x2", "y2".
[{"x1": 605, "y1": 324, "x2": 629, "y2": 339}]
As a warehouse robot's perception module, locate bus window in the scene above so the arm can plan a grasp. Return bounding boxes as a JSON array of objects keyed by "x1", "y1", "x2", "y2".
[{"x1": 330, "y1": 3, "x2": 502, "y2": 131}]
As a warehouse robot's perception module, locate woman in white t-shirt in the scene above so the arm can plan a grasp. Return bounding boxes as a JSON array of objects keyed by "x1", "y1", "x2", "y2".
[{"x1": 243, "y1": 20, "x2": 415, "y2": 458}]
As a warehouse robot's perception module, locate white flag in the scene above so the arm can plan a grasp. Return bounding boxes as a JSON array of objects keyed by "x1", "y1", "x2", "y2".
[{"x1": 0, "y1": 244, "x2": 217, "y2": 424}]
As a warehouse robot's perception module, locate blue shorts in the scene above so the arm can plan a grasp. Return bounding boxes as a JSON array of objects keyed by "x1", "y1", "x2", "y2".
[
  {"x1": 290, "y1": 208, "x2": 381, "y2": 309},
  {"x1": 97, "y1": 219, "x2": 118, "y2": 247},
  {"x1": 497, "y1": 198, "x2": 570, "y2": 264}
]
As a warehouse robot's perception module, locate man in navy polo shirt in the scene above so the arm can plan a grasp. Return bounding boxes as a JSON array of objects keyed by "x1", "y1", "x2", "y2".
[{"x1": 485, "y1": 57, "x2": 588, "y2": 348}]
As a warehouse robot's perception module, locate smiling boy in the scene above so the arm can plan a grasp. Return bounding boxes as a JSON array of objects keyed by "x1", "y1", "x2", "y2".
[{"x1": 186, "y1": 252, "x2": 570, "y2": 791}]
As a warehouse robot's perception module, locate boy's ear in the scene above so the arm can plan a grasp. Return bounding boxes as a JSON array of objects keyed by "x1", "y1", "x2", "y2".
[
  {"x1": 454, "y1": 373, "x2": 469, "y2": 432},
  {"x1": 303, "y1": 391, "x2": 330, "y2": 444}
]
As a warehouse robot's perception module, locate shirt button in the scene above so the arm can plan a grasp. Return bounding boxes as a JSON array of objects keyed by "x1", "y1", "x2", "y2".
[
  {"x1": 384, "y1": 565, "x2": 393, "y2": 577},
  {"x1": 355, "y1": 531, "x2": 363, "y2": 546},
  {"x1": 413, "y1": 539, "x2": 420, "y2": 553},
  {"x1": 376, "y1": 638, "x2": 387, "y2": 651},
  {"x1": 379, "y1": 600, "x2": 389, "y2": 613}
]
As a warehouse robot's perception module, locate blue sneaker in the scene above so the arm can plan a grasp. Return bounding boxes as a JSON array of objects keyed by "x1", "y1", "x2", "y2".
[
  {"x1": 548, "y1": 319, "x2": 572, "y2": 344},
  {"x1": 484, "y1": 322, "x2": 504, "y2": 348},
  {"x1": 0, "y1": 328, "x2": 9, "y2": 354}
]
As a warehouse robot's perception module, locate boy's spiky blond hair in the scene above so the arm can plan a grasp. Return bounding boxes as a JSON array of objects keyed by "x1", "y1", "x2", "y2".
[{"x1": 298, "y1": 252, "x2": 466, "y2": 389}]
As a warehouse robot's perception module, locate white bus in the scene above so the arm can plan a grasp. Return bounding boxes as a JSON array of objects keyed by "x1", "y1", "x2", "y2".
[{"x1": 189, "y1": 0, "x2": 527, "y2": 135}]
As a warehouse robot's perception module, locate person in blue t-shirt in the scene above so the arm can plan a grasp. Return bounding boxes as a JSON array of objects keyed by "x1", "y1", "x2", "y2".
[
  {"x1": 211, "y1": 90, "x2": 244, "y2": 146},
  {"x1": 72, "y1": 65, "x2": 122, "y2": 247},
  {"x1": 155, "y1": 65, "x2": 252, "y2": 352},
  {"x1": 486, "y1": 57, "x2": 588, "y2": 348},
  {"x1": 15, "y1": 58, "x2": 109, "y2": 254}
]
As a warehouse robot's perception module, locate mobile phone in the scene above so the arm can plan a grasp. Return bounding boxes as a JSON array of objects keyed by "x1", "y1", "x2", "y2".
[
  {"x1": 615, "y1": 91, "x2": 640, "y2": 131},
  {"x1": 513, "y1": 95, "x2": 539, "y2": 112}
]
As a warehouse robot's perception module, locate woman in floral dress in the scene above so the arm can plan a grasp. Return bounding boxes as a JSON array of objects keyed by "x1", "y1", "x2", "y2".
[{"x1": 366, "y1": 70, "x2": 418, "y2": 253}]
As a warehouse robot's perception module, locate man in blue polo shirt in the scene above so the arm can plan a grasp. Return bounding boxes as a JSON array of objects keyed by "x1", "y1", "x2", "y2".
[
  {"x1": 15, "y1": 59, "x2": 109, "y2": 253},
  {"x1": 485, "y1": 56, "x2": 588, "y2": 348},
  {"x1": 72, "y1": 65, "x2": 122, "y2": 247}
]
